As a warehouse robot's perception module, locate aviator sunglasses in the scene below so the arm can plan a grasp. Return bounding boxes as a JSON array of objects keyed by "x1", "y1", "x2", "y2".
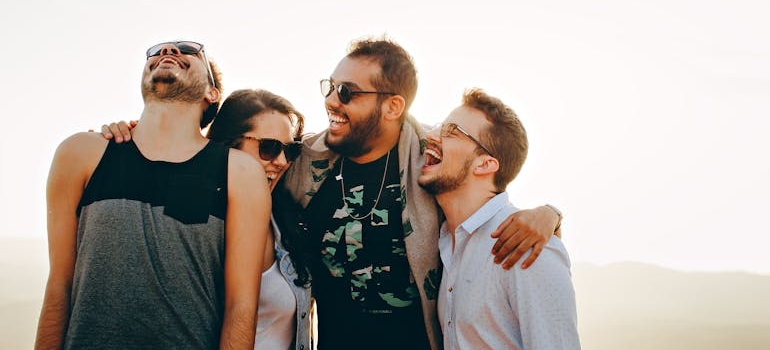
[
  {"x1": 145, "y1": 41, "x2": 216, "y2": 88},
  {"x1": 242, "y1": 136, "x2": 302, "y2": 162},
  {"x1": 320, "y1": 79, "x2": 396, "y2": 104}
]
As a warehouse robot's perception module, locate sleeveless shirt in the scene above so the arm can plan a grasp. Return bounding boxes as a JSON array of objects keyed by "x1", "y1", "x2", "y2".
[{"x1": 65, "y1": 140, "x2": 229, "y2": 350}]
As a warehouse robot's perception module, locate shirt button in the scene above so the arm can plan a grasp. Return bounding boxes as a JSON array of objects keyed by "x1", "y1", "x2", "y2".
[
  {"x1": 300, "y1": 345, "x2": 304, "y2": 350},
  {"x1": 301, "y1": 312, "x2": 307, "y2": 318},
  {"x1": 448, "y1": 286, "x2": 453, "y2": 292}
]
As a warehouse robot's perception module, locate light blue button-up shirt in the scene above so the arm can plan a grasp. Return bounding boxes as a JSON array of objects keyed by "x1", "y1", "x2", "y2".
[{"x1": 438, "y1": 193, "x2": 581, "y2": 350}]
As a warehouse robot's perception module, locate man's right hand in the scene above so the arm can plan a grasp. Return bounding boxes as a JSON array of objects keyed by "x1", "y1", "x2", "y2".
[{"x1": 100, "y1": 120, "x2": 138, "y2": 143}]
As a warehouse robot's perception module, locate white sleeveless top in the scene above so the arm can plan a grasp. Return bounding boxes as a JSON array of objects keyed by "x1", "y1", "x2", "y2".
[{"x1": 254, "y1": 259, "x2": 297, "y2": 349}]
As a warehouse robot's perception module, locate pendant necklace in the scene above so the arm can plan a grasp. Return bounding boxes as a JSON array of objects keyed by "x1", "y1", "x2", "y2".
[{"x1": 337, "y1": 150, "x2": 390, "y2": 220}]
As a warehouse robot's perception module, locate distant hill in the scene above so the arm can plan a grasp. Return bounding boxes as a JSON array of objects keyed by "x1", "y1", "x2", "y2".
[
  {"x1": 574, "y1": 261, "x2": 770, "y2": 350},
  {"x1": 2, "y1": 238, "x2": 769, "y2": 350}
]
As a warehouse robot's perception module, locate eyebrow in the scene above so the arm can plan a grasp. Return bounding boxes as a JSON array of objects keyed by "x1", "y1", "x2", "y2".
[{"x1": 330, "y1": 77, "x2": 365, "y2": 90}]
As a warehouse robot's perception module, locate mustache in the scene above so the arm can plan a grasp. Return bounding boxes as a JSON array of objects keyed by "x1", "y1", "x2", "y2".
[{"x1": 326, "y1": 106, "x2": 346, "y2": 117}]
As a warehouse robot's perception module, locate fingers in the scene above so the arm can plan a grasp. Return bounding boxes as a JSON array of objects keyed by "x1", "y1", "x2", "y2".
[
  {"x1": 100, "y1": 125, "x2": 114, "y2": 140},
  {"x1": 499, "y1": 236, "x2": 529, "y2": 269},
  {"x1": 100, "y1": 121, "x2": 133, "y2": 143},
  {"x1": 516, "y1": 240, "x2": 545, "y2": 270},
  {"x1": 490, "y1": 215, "x2": 515, "y2": 241},
  {"x1": 115, "y1": 121, "x2": 132, "y2": 143},
  {"x1": 493, "y1": 228, "x2": 525, "y2": 264}
]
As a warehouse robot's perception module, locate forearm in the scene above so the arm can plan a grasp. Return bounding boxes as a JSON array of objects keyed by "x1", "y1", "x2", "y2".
[
  {"x1": 219, "y1": 303, "x2": 257, "y2": 350},
  {"x1": 34, "y1": 285, "x2": 70, "y2": 350}
]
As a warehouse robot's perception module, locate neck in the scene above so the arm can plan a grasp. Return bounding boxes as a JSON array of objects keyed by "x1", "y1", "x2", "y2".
[
  {"x1": 131, "y1": 100, "x2": 208, "y2": 162},
  {"x1": 436, "y1": 182, "x2": 497, "y2": 235}
]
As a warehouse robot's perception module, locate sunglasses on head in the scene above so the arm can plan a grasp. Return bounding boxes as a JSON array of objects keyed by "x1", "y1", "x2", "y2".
[
  {"x1": 319, "y1": 79, "x2": 396, "y2": 104},
  {"x1": 145, "y1": 41, "x2": 216, "y2": 88},
  {"x1": 242, "y1": 136, "x2": 302, "y2": 162}
]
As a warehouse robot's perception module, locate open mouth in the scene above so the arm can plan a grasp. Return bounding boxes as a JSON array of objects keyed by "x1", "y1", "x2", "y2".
[
  {"x1": 424, "y1": 148, "x2": 442, "y2": 166},
  {"x1": 266, "y1": 172, "x2": 277, "y2": 185},
  {"x1": 327, "y1": 109, "x2": 348, "y2": 128},
  {"x1": 155, "y1": 55, "x2": 188, "y2": 69}
]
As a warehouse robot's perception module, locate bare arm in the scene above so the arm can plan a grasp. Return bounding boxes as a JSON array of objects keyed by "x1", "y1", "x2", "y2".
[
  {"x1": 35, "y1": 133, "x2": 106, "y2": 349},
  {"x1": 490, "y1": 205, "x2": 562, "y2": 269},
  {"x1": 219, "y1": 150, "x2": 271, "y2": 350}
]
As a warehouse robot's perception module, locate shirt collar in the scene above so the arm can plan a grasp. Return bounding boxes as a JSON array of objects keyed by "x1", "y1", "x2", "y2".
[{"x1": 457, "y1": 192, "x2": 510, "y2": 236}]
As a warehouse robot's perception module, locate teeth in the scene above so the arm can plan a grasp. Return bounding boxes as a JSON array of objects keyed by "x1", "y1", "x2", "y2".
[
  {"x1": 328, "y1": 112, "x2": 347, "y2": 123},
  {"x1": 424, "y1": 148, "x2": 442, "y2": 166},
  {"x1": 425, "y1": 149, "x2": 442, "y2": 161}
]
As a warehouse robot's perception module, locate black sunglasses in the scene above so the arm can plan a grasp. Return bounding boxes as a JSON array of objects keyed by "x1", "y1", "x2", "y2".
[
  {"x1": 242, "y1": 136, "x2": 302, "y2": 162},
  {"x1": 320, "y1": 79, "x2": 396, "y2": 104},
  {"x1": 145, "y1": 41, "x2": 216, "y2": 88}
]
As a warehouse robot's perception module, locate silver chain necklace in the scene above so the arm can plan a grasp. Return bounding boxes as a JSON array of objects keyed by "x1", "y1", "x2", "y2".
[{"x1": 337, "y1": 151, "x2": 390, "y2": 220}]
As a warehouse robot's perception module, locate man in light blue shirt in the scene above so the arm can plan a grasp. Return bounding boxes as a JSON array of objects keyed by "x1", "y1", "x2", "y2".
[{"x1": 418, "y1": 88, "x2": 580, "y2": 350}]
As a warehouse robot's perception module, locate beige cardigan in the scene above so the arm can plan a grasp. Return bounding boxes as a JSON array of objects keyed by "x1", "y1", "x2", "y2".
[{"x1": 282, "y1": 115, "x2": 443, "y2": 350}]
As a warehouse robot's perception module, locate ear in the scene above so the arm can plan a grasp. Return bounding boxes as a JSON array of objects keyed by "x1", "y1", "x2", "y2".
[
  {"x1": 205, "y1": 86, "x2": 221, "y2": 104},
  {"x1": 473, "y1": 155, "x2": 499, "y2": 176},
  {"x1": 382, "y1": 95, "x2": 405, "y2": 121}
]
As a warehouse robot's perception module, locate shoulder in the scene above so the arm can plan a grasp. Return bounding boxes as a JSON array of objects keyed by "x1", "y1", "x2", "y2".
[
  {"x1": 506, "y1": 237, "x2": 573, "y2": 282},
  {"x1": 57, "y1": 131, "x2": 108, "y2": 152},
  {"x1": 48, "y1": 132, "x2": 109, "y2": 186},
  {"x1": 53, "y1": 132, "x2": 109, "y2": 165},
  {"x1": 226, "y1": 148, "x2": 268, "y2": 189},
  {"x1": 227, "y1": 148, "x2": 264, "y2": 172}
]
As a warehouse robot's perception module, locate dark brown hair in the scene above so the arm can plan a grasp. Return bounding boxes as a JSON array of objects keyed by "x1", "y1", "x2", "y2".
[
  {"x1": 347, "y1": 37, "x2": 418, "y2": 121},
  {"x1": 200, "y1": 58, "x2": 224, "y2": 128},
  {"x1": 206, "y1": 88, "x2": 310, "y2": 286},
  {"x1": 206, "y1": 89, "x2": 304, "y2": 146}
]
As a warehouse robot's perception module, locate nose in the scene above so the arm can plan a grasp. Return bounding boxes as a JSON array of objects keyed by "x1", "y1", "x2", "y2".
[
  {"x1": 324, "y1": 87, "x2": 342, "y2": 107},
  {"x1": 272, "y1": 151, "x2": 289, "y2": 167},
  {"x1": 159, "y1": 43, "x2": 181, "y2": 56},
  {"x1": 425, "y1": 126, "x2": 441, "y2": 143}
]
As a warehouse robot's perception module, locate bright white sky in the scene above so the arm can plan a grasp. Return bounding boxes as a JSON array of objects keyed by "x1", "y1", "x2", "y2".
[{"x1": 1, "y1": 0, "x2": 768, "y2": 274}]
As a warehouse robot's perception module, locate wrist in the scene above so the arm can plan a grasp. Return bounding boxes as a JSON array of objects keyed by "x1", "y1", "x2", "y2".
[{"x1": 544, "y1": 204, "x2": 563, "y2": 233}]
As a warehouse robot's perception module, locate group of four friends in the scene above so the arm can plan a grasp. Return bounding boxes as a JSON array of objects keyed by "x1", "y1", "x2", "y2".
[{"x1": 36, "y1": 36, "x2": 581, "y2": 349}]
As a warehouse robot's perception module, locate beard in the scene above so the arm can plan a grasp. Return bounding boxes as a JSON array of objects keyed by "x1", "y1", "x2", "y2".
[
  {"x1": 419, "y1": 157, "x2": 474, "y2": 195},
  {"x1": 324, "y1": 104, "x2": 382, "y2": 158},
  {"x1": 141, "y1": 70, "x2": 208, "y2": 103}
]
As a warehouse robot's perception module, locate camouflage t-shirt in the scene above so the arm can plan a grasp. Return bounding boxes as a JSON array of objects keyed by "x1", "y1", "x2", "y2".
[{"x1": 305, "y1": 147, "x2": 430, "y2": 350}]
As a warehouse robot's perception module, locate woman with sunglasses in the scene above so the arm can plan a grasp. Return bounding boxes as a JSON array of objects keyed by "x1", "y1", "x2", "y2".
[{"x1": 207, "y1": 89, "x2": 312, "y2": 350}]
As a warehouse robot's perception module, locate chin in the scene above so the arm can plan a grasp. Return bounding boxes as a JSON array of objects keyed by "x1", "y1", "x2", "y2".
[{"x1": 324, "y1": 132, "x2": 343, "y2": 146}]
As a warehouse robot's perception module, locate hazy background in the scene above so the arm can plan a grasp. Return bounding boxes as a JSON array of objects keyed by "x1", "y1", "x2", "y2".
[{"x1": 1, "y1": 0, "x2": 769, "y2": 348}]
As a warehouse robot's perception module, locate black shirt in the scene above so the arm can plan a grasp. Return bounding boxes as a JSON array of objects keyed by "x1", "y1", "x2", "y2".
[{"x1": 304, "y1": 147, "x2": 430, "y2": 350}]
